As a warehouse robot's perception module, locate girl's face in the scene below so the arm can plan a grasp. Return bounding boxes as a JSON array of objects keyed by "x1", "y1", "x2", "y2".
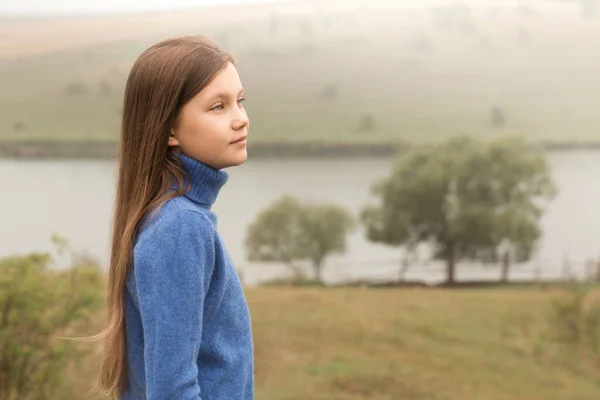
[{"x1": 169, "y1": 62, "x2": 249, "y2": 169}]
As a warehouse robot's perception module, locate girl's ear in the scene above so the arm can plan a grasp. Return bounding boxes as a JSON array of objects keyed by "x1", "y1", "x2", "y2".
[{"x1": 168, "y1": 129, "x2": 180, "y2": 147}]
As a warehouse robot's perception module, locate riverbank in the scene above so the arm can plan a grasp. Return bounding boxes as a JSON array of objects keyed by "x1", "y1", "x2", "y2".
[{"x1": 2, "y1": 139, "x2": 600, "y2": 159}]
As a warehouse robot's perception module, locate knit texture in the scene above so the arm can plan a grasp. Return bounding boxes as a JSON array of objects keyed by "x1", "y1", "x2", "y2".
[{"x1": 122, "y1": 153, "x2": 254, "y2": 399}]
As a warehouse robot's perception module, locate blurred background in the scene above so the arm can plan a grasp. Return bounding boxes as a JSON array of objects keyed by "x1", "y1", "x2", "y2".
[{"x1": 1, "y1": 0, "x2": 600, "y2": 399}]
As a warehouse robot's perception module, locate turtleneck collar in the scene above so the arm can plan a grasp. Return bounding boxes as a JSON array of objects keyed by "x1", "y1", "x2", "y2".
[{"x1": 178, "y1": 152, "x2": 229, "y2": 207}]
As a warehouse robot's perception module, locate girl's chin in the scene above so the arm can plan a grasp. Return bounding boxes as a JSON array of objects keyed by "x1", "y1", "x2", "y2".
[{"x1": 223, "y1": 151, "x2": 248, "y2": 168}]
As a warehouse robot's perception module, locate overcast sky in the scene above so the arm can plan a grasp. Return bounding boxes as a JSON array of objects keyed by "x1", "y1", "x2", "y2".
[{"x1": 1, "y1": 0, "x2": 284, "y2": 16}]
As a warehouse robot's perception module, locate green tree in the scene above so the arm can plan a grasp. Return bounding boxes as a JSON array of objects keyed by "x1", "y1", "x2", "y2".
[
  {"x1": 245, "y1": 195, "x2": 355, "y2": 283},
  {"x1": 361, "y1": 136, "x2": 555, "y2": 285},
  {"x1": 482, "y1": 138, "x2": 556, "y2": 282},
  {"x1": 245, "y1": 195, "x2": 305, "y2": 276},
  {"x1": 296, "y1": 204, "x2": 356, "y2": 282},
  {"x1": 0, "y1": 237, "x2": 105, "y2": 399}
]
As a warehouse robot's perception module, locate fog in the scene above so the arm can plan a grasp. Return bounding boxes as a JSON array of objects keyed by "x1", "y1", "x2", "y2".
[
  {"x1": 0, "y1": 0, "x2": 285, "y2": 16},
  {"x1": 0, "y1": 0, "x2": 598, "y2": 15},
  {"x1": 5, "y1": 0, "x2": 592, "y2": 16},
  {"x1": 2, "y1": 1, "x2": 600, "y2": 397}
]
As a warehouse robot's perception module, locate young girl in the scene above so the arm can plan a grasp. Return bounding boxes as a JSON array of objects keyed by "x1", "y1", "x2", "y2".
[{"x1": 97, "y1": 36, "x2": 254, "y2": 399}]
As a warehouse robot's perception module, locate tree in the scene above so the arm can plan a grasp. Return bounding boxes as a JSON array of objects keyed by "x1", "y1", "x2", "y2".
[
  {"x1": 64, "y1": 81, "x2": 87, "y2": 96},
  {"x1": 491, "y1": 105, "x2": 507, "y2": 127},
  {"x1": 245, "y1": 195, "x2": 304, "y2": 275},
  {"x1": 0, "y1": 237, "x2": 105, "y2": 399},
  {"x1": 361, "y1": 136, "x2": 555, "y2": 285},
  {"x1": 320, "y1": 83, "x2": 338, "y2": 100},
  {"x1": 12, "y1": 121, "x2": 24, "y2": 133},
  {"x1": 358, "y1": 113, "x2": 375, "y2": 132},
  {"x1": 482, "y1": 137, "x2": 556, "y2": 282},
  {"x1": 296, "y1": 204, "x2": 356, "y2": 282},
  {"x1": 245, "y1": 195, "x2": 355, "y2": 283}
]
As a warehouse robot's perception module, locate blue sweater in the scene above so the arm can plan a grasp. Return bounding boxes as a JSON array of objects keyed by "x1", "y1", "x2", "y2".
[{"x1": 122, "y1": 153, "x2": 254, "y2": 400}]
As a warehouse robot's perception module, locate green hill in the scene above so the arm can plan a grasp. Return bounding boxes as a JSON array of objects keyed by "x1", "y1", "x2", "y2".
[{"x1": 2, "y1": 1, "x2": 600, "y2": 157}]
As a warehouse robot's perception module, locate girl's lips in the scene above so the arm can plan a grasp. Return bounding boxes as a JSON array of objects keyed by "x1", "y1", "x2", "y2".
[{"x1": 231, "y1": 135, "x2": 248, "y2": 144}]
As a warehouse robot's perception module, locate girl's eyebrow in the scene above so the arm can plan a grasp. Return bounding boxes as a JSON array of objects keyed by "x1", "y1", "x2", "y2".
[{"x1": 208, "y1": 88, "x2": 244, "y2": 102}]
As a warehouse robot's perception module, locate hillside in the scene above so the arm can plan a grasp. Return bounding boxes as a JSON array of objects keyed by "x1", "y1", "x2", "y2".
[{"x1": 2, "y1": 0, "x2": 600, "y2": 157}]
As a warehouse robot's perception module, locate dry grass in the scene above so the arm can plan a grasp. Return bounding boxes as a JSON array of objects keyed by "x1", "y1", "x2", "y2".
[{"x1": 68, "y1": 286, "x2": 600, "y2": 400}]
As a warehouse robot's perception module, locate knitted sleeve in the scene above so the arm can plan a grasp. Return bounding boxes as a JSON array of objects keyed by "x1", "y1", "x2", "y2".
[{"x1": 132, "y1": 209, "x2": 215, "y2": 400}]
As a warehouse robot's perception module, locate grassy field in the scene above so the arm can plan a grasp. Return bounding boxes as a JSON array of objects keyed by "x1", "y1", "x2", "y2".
[
  {"x1": 2, "y1": 1, "x2": 600, "y2": 157},
  {"x1": 67, "y1": 286, "x2": 600, "y2": 400}
]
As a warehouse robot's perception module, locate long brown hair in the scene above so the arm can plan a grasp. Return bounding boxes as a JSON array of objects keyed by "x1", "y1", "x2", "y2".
[{"x1": 79, "y1": 36, "x2": 234, "y2": 397}]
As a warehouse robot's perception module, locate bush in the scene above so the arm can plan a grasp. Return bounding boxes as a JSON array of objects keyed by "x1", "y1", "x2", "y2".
[
  {"x1": 12, "y1": 121, "x2": 24, "y2": 133},
  {"x1": 320, "y1": 83, "x2": 338, "y2": 100},
  {"x1": 358, "y1": 114, "x2": 375, "y2": 132},
  {"x1": 0, "y1": 240, "x2": 105, "y2": 399},
  {"x1": 549, "y1": 283, "x2": 600, "y2": 357},
  {"x1": 65, "y1": 81, "x2": 87, "y2": 96},
  {"x1": 98, "y1": 80, "x2": 111, "y2": 97},
  {"x1": 261, "y1": 276, "x2": 326, "y2": 287},
  {"x1": 490, "y1": 105, "x2": 507, "y2": 127}
]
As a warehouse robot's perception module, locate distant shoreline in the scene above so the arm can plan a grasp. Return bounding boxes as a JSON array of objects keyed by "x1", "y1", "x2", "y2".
[{"x1": 1, "y1": 140, "x2": 600, "y2": 159}]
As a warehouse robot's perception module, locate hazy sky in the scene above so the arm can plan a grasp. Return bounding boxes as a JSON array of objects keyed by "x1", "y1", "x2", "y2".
[{"x1": 1, "y1": 0, "x2": 284, "y2": 16}]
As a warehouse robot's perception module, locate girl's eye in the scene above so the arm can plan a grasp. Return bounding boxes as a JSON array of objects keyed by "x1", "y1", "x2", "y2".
[{"x1": 211, "y1": 98, "x2": 245, "y2": 111}]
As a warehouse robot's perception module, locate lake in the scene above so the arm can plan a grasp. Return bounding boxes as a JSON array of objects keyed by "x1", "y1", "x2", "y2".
[{"x1": 1, "y1": 150, "x2": 599, "y2": 286}]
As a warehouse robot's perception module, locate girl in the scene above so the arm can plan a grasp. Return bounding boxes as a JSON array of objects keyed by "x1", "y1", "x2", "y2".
[{"x1": 97, "y1": 36, "x2": 254, "y2": 399}]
